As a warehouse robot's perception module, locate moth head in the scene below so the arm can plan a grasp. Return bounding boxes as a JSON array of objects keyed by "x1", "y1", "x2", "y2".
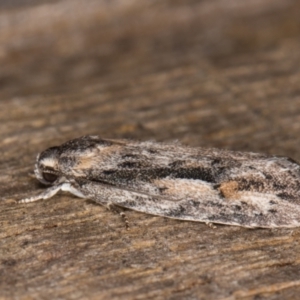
[
  {"x1": 34, "y1": 146, "x2": 61, "y2": 185},
  {"x1": 34, "y1": 136, "x2": 114, "y2": 185}
]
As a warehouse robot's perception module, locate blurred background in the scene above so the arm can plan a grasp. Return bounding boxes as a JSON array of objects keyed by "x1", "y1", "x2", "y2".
[{"x1": 1, "y1": 0, "x2": 300, "y2": 154}]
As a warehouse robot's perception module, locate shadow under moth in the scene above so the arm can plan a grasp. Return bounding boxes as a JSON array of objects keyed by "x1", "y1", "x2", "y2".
[{"x1": 20, "y1": 135, "x2": 300, "y2": 228}]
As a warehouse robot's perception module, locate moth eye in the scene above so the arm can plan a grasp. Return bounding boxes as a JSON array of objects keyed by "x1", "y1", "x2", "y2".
[{"x1": 42, "y1": 172, "x2": 58, "y2": 183}]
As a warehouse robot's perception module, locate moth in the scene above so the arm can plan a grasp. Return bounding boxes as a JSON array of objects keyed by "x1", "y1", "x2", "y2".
[{"x1": 20, "y1": 135, "x2": 300, "y2": 228}]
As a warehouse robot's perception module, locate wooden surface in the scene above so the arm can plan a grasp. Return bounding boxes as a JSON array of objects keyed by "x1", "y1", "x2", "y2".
[{"x1": 1, "y1": 0, "x2": 300, "y2": 299}]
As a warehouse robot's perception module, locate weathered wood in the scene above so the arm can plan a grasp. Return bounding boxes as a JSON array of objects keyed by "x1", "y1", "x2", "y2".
[{"x1": 1, "y1": 0, "x2": 300, "y2": 299}]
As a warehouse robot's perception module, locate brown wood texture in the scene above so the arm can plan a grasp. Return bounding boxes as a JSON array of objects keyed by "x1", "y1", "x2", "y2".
[{"x1": 1, "y1": 0, "x2": 300, "y2": 299}]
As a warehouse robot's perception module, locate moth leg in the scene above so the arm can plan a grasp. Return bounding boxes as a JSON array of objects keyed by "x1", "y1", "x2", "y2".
[
  {"x1": 18, "y1": 183, "x2": 72, "y2": 203},
  {"x1": 106, "y1": 203, "x2": 129, "y2": 230},
  {"x1": 205, "y1": 222, "x2": 217, "y2": 229}
]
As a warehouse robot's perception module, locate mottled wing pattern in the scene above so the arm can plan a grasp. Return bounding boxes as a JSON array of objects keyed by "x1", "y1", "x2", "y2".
[{"x1": 59, "y1": 137, "x2": 300, "y2": 228}]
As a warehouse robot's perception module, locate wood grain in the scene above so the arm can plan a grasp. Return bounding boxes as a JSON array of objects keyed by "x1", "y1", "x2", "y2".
[{"x1": 1, "y1": 0, "x2": 300, "y2": 299}]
